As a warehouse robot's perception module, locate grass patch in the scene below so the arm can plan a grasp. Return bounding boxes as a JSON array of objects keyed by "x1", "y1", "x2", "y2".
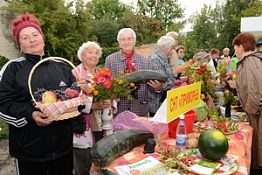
[{"x1": 0, "y1": 120, "x2": 9, "y2": 140}]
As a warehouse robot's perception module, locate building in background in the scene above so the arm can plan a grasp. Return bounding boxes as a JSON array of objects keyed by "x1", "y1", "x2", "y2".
[
  {"x1": 0, "y1": 0, "x2": 19, "y2": 60},
  {"x1": 241, "y1": 16, "x2": 262, "y2": 37}
]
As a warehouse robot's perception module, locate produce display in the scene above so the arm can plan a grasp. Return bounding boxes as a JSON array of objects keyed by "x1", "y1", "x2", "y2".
[
  {"x1": 214, "y1": 122, "x2": 239, "y2": 134},
  {"x1": 123, "y1": 70, "x2": 168, "y2": 83},
  {"x1": 198, "y1": 130, "x2": 229, "y2": 161},
  {"x1": 186, "y1": 132, "x2": 201, "y2": 149},
  {"x1": 33, "y1": 83, "x2": 81, "y2": 104},
  {"x1": 177, "y1": 149, "x2": 238, "y2": 175},
  {"x1": 194, "y1": 121, "x2": 240, "y2": 135},
  {"x1": 193, "y1": 99, "x2": 209, "y2": 121},
  {"x1": 91, "y1": 130, "x2": 154, "y2": 167}
]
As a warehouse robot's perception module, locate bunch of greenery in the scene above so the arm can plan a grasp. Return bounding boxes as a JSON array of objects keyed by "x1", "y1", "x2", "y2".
[
  {"x1": 184, "y1": 62, "x2": 217, "y2": 99},
  {"x1": 0, "y1": 55, "x2": 8, "y2": 69},
  {"x1": 0, "y1": 120, "x2": 9, "y2": 140}
]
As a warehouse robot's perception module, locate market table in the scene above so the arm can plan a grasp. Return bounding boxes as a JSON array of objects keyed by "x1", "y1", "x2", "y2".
[{"x1": 92, "y1": 122, "x2": 253, "y2": 175}]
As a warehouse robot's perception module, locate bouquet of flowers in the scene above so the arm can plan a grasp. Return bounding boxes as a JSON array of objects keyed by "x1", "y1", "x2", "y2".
[
  {"x1": 85, "y1": 68, "x2": 136, "y2": 104},
  {"x1": 217, "y1": 57, "x2": 231, "y2": 81},
  {"x1": 184, "y1": 62, "x2": 217, "y2": 100}
]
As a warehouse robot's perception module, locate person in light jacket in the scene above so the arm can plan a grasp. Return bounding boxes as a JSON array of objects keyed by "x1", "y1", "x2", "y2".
[
  {"x1": 147, "y1": 36, "x2": 176, "y2": 117},
  {"x1": 232, "y1": 32, "x2": 262, "y2": 173}
]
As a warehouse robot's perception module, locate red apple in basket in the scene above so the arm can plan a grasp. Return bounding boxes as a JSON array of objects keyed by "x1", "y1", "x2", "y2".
[
  {"x1": 42, "y1": 91, "x2": 58, "y2": 104},
  {"x1": 65, "y1": 88, "x2": 79, "y2": 99}
]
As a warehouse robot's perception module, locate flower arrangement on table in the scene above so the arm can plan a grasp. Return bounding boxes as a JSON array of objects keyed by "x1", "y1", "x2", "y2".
[
  {"x1": 83, "y1": 68, "x2": 137, "y2": 135},
  {"x1": 85, "y1": 68, "x2": 136, "y2": 104},
  {"x1": 184, "y1": 62, "x2": 217, "y2": 103},
  {"x1": 173, "y1": 79, "x2": 188, "y2": 88},
  {"x1": 217, "y1": 57, "x2": 231, "y2": 81}
]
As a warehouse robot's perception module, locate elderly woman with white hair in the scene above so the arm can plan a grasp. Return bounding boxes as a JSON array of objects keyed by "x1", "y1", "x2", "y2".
[
  {"x1": 105, "y1": 28, "x2": 153, "y2": 117},
  {"x1": 147, "y1": 35, "x2": 177, "y2": 117},
  {"x1": 175, "y1": 50, "x2": 217, "y2": 75},
  {"x1": 72, "y1": 41, "x2": 113, "y2": 175}
]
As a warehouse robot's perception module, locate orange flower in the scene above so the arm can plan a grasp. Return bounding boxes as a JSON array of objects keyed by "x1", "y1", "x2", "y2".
[
  {"x1": 98, "y1": 68, "x2": 112, "y2": 77},
  {"x1": 93, "y1": 90, "x2": 99, "y2": 96},
  {"x1": 87, "y1": 87, "x2": 93, "y2": 94},
  {"x1": 93, "y1": 83, "x2": 97, "y2": 88},
  {"x1": 103, "y1": 79, "x2": 113, "y2": 89}
]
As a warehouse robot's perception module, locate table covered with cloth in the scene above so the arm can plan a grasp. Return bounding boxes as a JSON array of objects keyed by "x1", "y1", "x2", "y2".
[{"x1": 95, "y1": 119, "x2": 253, "y2": 175}]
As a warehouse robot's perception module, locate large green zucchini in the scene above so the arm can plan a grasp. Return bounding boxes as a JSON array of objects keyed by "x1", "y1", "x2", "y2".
[
  {"x1": 91, "y1": 130, "x2": 154, "y2": 167},
  {"x1": 123, "y1": 70, "x2": 168, "y2": 83}
]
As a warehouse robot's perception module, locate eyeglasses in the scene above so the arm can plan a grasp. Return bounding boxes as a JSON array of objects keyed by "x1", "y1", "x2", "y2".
[{"x1": 119, "y1": 37, "x2": 134, "y2": 42}]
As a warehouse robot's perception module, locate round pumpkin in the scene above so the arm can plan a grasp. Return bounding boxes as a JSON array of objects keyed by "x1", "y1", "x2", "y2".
[{"x1": 198, "y1": 130, "x2": 229, "y2": 161}]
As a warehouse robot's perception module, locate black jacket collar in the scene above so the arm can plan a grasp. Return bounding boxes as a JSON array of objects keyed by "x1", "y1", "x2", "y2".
[{"x1": 23, "y1": 52, "x2": 49, "y2": 63}]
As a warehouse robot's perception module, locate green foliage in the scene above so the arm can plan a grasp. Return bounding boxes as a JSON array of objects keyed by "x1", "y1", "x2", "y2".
[
  {"x1": 99, "y1": 47, "x2": 119, "y2": 66},
  {"x1": 86, "y1": 0, "x2": 133, "y2": 47},
  {"x1": 190, "y1": 5, "x2": 218, "y2": 51},
  {"x1": 0, "y1": 120, "x2": 9, "y2": 140},
  {"x1": 123, "y1": 15, "x2": 163, "y2": 44},
  {"x1": 0, "y1": 55, "x2": 8, "y2": 69},
  {"x1": 86, "y1": 0, "x2": 132, "y2": 21},
  {"x1": 6, "y1": 0, "x2": 91, "y2": 63},
  {"x1": 182, "y1": 0, "x2": 262, "y2": 58},
  {"x1": 137, "y1": 0, "x2": 184, "y2": 31},
  {"x1": 89, "y1": 18, "x2": 121, "y2": 47}
]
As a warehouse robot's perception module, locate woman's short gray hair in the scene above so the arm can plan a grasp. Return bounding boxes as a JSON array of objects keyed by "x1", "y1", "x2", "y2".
[
  {"x1": 157, "y1": 36, "x2": 176, "y2": 48},
  {"x1": 117, "y1": 28, "x2": 136, "y2": 42},
  {"x1": 77, "y1": 41, "x2": 102, "y2": 61},
  {"x1": 193, "y1": 51, "x2": 211, "y2": 62}
]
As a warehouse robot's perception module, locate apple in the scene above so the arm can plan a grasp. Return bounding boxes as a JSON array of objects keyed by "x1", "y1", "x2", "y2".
[
  {"x1": 42, "y1": 91, "x2": 58, "y2": 104},
  {"x1": 65, "y1": 88, "x2": 79, "y2": 99}
]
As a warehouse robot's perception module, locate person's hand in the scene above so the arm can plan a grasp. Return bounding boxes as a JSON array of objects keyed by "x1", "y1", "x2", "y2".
[
  {"x1": 101, "y1": 99, "x2": 111, "y2": 109},
  {"x1": 77, "y1": 77, "x2": 90, "y2": 91},
  {"x1": 147, "y1": 80, "x2": 162, "y2": 91},
  {"x1": 91, "y1": 102, "x2": 102, "y2": 110},
  {"x1": 32, "y1": 111, "x2": 52, "y2": 127},
  {"x1": 227, "y1": 80, "x2": 236, "y2": 89},
  {"x1": 91, "y1": 100, "x2": 112, "y2": 110}
]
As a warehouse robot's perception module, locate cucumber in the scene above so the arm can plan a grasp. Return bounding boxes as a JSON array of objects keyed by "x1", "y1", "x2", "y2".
[
  {"x1": 91, "y1": 130, "x2": 154, "y2": 167},
  {"x1": 123, "y1": 70, "x2": 168, "y2": 83}
]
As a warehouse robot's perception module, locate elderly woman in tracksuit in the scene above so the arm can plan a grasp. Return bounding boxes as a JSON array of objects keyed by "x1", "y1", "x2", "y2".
[{"x1": 0, "y1": 13, "x2": 75, "y2": 175}]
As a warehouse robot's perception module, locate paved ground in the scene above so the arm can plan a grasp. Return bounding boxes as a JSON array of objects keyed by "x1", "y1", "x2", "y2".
[
  {"x1": 0, "y1": 139, "x2": 103, "y2": 175},
  {"x1": 0, "y1": 139, "x2": 15, "y2": 175}
]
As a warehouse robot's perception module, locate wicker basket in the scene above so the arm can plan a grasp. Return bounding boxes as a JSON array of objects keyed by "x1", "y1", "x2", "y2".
[{"x1": 28, "y1": 57, "x2": 89, "y2": 121}]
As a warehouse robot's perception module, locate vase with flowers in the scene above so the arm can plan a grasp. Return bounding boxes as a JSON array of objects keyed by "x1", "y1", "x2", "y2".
[
  {"x1": 85, "y1": 68, "x2": 136, "y2": 135},
  {"x1": 224, "y1": 90, "x2": 235, "y2": 118}
]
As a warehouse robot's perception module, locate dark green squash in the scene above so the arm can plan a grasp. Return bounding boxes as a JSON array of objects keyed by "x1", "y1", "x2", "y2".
[
  {"x1": 123, "y1": 70, "x2": 168, "y2": 83},
  {"x1": 91, "y1": 130, "x2": 154, "y2": 167}
]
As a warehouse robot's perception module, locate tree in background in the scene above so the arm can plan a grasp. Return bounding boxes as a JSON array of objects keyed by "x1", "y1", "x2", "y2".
[
  {"x1": 190, "y1": 5, "x2": 218, "y2": 51},
  {"x1": 216, "y1": 0, "x2": 262, "y2": 55},
  {"x1": 137, "y1": 0, "x2": 184, "y2": 31},
  {"x1": 6, "y1": 0, "x2": 261, "y2": 64},
  {"x1": 123, "y1": 15, "x2": 163, "y2": 44},
  {"x1": 181, "y1": 0, "x2": 262, "y2": 59},
  {"x1": 85, "y1": 0, "x2": 132, "y2": 47},
  {"x1": 7, "y1": 0, "x2": 91, "y2": 64}
]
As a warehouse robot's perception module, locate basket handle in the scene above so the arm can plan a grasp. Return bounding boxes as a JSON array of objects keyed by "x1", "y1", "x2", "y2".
[{"x1": 28, "y1": 57, "x2": 78, "y2": 104}]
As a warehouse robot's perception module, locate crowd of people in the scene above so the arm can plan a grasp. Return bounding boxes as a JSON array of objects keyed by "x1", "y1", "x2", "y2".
[{"x1": 0, "y1": 13, "x2": 262, "y2": 175}]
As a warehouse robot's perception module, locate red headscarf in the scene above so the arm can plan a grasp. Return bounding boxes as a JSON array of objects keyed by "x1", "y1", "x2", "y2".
[{"x1": 11, "y1": 13, "x2": 44, "y2": 47}]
